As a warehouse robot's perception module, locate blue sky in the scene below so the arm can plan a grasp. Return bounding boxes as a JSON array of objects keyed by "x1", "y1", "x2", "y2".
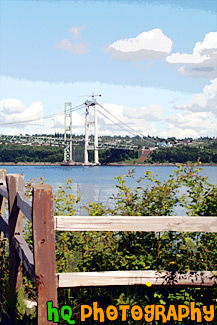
[{"x1": 0, "y1": 0, "x2": 216, "y2": 138}]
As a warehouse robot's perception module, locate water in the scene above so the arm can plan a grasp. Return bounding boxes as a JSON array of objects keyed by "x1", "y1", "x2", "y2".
[{"x1": 1, "y1": 165, "x2": 216, "y2": 214}]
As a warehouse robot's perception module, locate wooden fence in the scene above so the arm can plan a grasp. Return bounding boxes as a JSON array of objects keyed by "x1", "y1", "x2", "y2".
[{"x1": 0, "y1": 168, "x2": 216, "y2": 324}]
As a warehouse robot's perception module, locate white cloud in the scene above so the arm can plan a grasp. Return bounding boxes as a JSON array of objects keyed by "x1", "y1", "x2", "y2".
[
  {"x1": 51, "y1": 112, "x2": 84, "y2": 129},
  {"x1": 173, "y1": 78, "x2": 217, "y2": 116},
  {"x1": 159, "y1": 125, "x2": 203, "y2": 139},
  {"x1": 166, "y1": 32, "x2": 217, "y2": 78},
  {"x1": 0, "y1": 99, "x2": 43, "y2": 128},
  {"x1": 1, "y1": 97, "x2": 215, "y2": 139},
  {"x1": 164, "y1": 110, "x2": 217, "y2": 138},
  {"x1": 0, "y1": 98, "x2": 25, "y2": 114},
  {"x1": 55, "y1": 39, "x2": 89, "y2": 55},
  {"x1": 163, "y1": 78, "x2": 217, "y2": 138},
  {"x1": 70, "y1": 25, "x2": 85, "y2": 40},
  {"x1": 96, "y1": 103, "x2": 163, "y2": 136},
  {"x1": 124, "y1": 104, "x2": 163, "y2": 121},
  {"x1": 105, "y1": 29, "x2": 173, "y2": 61},
  {"x1": 166, "y1": 111, "x2": 216, "y2": 130},
  {"x1": 55, "y1": 25, "x2": 88, "y2": 55},
  {"x1": 0, "y1": 99, "x2": 86, "y2": 135}
]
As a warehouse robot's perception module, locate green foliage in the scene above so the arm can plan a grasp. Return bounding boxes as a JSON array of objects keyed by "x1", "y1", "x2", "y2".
[
  {"x1": 55, "y1": 179, "x2": 81, "y2": 273},
  {"x1": 179, "y1": 166, "x2": 217, "y2": 216},
  {"x1": 0, "y1": 238, "x2": 10, "y2": 322},
  {"x1": 0, "y1": 239, "x2": 36, "y2": 324},
  {"x1": 150, "y1": 144, "x2": 217, "y2": 163},
  {"x1": 15, "y1": 287, "x2": 36, "y2": 322},
  {"x1": 0, "y1": 163, "x2": 217, "y2": 323},
  {"x1": 69, "y1": 163, "x2": 217, "y2": 323},
  {"x1": 99, "y1": 148, "x2": 139, "y2": 164},
  {"x1": 0, "y1": 144, "x2": 63, "y2": 163},
  {"x1": 54, "y1": 179, "x2": 80, "y2": 216}
]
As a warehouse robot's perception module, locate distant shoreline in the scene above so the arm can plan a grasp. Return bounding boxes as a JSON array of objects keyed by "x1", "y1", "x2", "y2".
[{"x1": 0, "y1": 162, "x2": 217, "y2": 167}]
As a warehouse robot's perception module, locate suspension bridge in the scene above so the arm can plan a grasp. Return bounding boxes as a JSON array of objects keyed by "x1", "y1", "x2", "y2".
[{"x1": 0, "y1": 95, "x2": 157, "y2": 165}]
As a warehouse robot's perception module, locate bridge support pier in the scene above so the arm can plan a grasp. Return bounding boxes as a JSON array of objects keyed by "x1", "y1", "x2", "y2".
[
  {"x1": 63, "y1": 102, "x2": 74, "y2": 165},
  {"x1": 84, "y1": 103, "x2": 89, "y2": 165},
  {"x1": 83, "y1": 100, "x2": 100, "y2": 166}
]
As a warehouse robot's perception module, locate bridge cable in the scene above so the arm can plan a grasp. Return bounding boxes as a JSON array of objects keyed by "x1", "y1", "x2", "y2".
[
  {"x1": 97, "y1": 102, "x2": 157, "y2": 146},
  {"x1": 97, "y1": 109, "x2": 143, "y2": 138},
  {"x1": 0, "y1": 103, "x2": 85, "y2": 126}
]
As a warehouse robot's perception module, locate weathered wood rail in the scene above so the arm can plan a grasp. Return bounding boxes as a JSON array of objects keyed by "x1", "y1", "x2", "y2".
[{"x1": 0, "y1": 168, "x2": 216, "y2": 324}]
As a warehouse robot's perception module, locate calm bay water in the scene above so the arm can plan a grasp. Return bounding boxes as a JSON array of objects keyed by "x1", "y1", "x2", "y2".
[{"x1": 1, "y1": 165, "x2": 217, "y2": 214}]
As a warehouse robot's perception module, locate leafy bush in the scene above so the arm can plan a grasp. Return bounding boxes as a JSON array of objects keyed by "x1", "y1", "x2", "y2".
[
  {"x1": 0, "y1": 163, "x2": 217, "y2": 323},
  {"x1": 58, "y1": 163, "x2": 217, "y2": 323}
]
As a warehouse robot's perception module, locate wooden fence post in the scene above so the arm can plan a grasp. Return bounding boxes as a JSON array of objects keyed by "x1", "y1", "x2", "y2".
[
  {"x1": 32, "y1": 184, "x2": 57, "y2": 325},
  {"x1": 0, "y1": 169, "x2": 6, "y2": 242},
  {"x1": 6, "y1": 174, "x2": 24, "y2": 295}
]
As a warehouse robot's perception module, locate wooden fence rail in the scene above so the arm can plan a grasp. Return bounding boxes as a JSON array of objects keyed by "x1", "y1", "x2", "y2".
[
  {"x1": 0, "y1": 168, "x2": 217, "y2": 324},
  {"x1": 55, "y1": 215, "x2": 217, "y2": 232}
]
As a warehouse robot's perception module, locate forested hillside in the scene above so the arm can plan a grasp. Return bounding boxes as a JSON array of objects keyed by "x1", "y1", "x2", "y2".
[
  {"x1": 0, "y1": 142, "x2": 217, "y2": 164},
  {"x1": 0, "y1": 144, "x2": 64, "y2": 163},
  {"x1": 0, "y1": 144, "x2": 138, "y2": 163},
  {"x1": 149, "y1": 143, "x2": 217, "y2": 163}
]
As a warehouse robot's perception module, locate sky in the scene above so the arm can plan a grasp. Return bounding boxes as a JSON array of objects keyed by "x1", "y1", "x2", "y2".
[{"x1": 0, "y1": 0, "x2": 216, "y2": 138}]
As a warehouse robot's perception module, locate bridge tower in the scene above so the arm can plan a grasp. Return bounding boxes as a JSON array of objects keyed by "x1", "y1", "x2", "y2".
[
  {"x1": 63, "y1": 102, "x2": 73, "y2": 164},
  {"x1": 84, "y1": 101, "x2": 90, "y2": 165},
  {"x1": 84, "y1": 94, "x2": 100, "y2": 165}
]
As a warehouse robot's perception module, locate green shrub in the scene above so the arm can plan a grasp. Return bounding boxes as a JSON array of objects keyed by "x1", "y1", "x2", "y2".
[{"x1": 0, "y1": 163, "x2": 217, "y2": 323}]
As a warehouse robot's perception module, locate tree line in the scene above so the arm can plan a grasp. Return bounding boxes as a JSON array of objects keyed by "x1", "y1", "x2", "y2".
[
  {"x1": 0, "y1": 142, "x2": 217, "y2": 164},
  {"x1": 0, "y1": 144, "x2": 138, "y2": 164},
  {"x1": 149, "y1": 144, "x2": 217, "y2": 164}
]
